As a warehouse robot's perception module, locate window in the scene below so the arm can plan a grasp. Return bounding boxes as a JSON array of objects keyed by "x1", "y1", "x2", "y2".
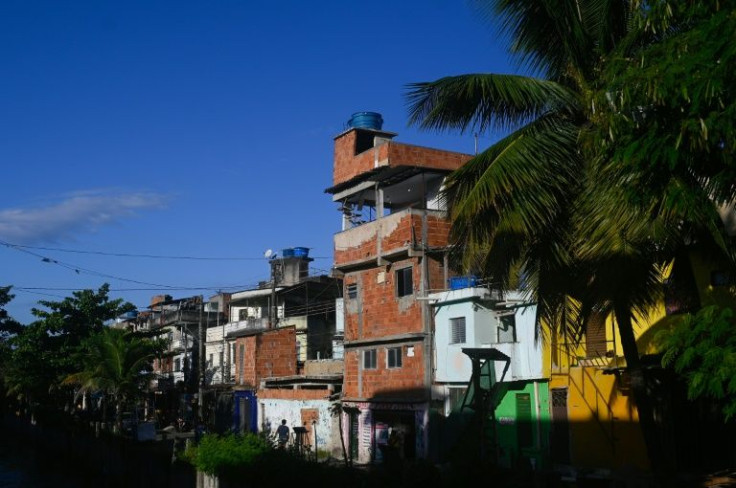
[
  {"x1": 585, "y1": 313, "x2": 607, "y2": 358},
  {"x1": 363, "y1": 349, "x2": 377, "y2": 369},
  {"x1": 209, "y1": 353, "x2": 214, "y2": 368},
  {"x1": 450, "y1": 317, "x2": 466, "y2": 344},
  {"x1": 396, "y1": 267, "x2": 413, "y2": 297},
  {"x1": 387, "y1": 347, "x2": 402, "y2": 368},
  {"x1": 174, "y1": 358, "x2": 181, "y2": 372},
  {"x1": 347, "y1": 283, "x2": 358, "y2": 299},
  {"x1": 497, "y1": 314, "x2": 516, "y2": 343}
]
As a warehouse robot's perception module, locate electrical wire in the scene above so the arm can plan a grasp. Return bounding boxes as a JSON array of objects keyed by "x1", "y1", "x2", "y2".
[{"x1": 1, "y1": 241, "x2": 331, "y2": 261}]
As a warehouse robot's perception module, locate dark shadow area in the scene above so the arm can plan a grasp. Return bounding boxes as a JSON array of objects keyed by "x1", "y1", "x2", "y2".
[{"x1": 1, "y1": 413, "x2": 195, "y2": 488}]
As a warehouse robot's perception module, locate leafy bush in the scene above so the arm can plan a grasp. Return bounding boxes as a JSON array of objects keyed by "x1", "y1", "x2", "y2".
[
  {"x1": 658, "y1": 306, "x2": 736, "y2": 419},
  {"x1": 186, "y1": 433, "x2": 271, "y2": 475}
]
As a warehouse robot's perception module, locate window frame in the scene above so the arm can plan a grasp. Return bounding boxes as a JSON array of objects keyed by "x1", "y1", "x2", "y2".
[
  {"x1": 497, "y1": 314, "x2": 517, "y2": 343},
  {"x1": 449, "y1": 316, "x2": 467, "y2": 344},
  {"x1": 363, "y1": 349, "x2": 377, "y2": 369},
  {"x1": 386, "y1": 346, "x2": 403, "y2": 368},
  {"x1": 346, "y1": 283, "x2": 358, "y2": 299},
  {"x1": 396, "y1": 267, "x2": 413, "y2": 297}
]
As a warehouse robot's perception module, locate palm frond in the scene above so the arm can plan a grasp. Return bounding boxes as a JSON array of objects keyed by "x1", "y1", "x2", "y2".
[
  {"x1": 406, "y1": 74, "x2": 578, "y2": 133},
  {"x1": 471, "y1": 0, "x2": 600, "y2": 80}
]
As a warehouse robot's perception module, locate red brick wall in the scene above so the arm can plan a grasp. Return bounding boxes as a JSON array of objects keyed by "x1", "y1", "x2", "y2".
[
  {"x1": 379, "y1": 214, "x2": 414, "y2": 255},
  {"x1": 425, "y1": 214, "x2": 452, "y2": 248},
  {"x1": 235, "y1": 327, "x2": 297, "y2": 388},
  {"x1": 256, "y1": 327, "x2": 297, "y2": 380},
  {"x1": 333, "y1": 131, "x2": 471, "y2": 187},
  {"x1": 343, "y1": 348, "x2": 359, "y2": 399},
  {"x1": 388, "y1": 143, "x2": 471, "y2": 172},
  {"x1": 334, "y1": 212, "x2": 452, "y2": 267},
  {"x1": 334, "y1": 131, "x2": 391, "y2": 186},
  {"x1": 343, "y1": 259, "x2": 424, "y2": 342},
  {"x1": 427, "y1": 255, "x2": 447, "y2": 292},
  {"x1": 334, "y1": 230, "x2": 377, "y2": 265},
  {"x1": 343, "y1": 344, "x2": 425, "y2": 399}
]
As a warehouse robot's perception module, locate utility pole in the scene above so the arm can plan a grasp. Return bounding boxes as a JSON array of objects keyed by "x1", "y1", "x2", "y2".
[
  {"x1": 198, "y1": 295, "x2": 204, "y2": 420},
  {"x1": 270, "y1": 259, "x2": 280, "y2": 328}
]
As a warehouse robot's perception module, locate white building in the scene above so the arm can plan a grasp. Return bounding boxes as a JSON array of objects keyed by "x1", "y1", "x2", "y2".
[{"x1": 429, "y1": 286, "x2": 542, "y2": 415}]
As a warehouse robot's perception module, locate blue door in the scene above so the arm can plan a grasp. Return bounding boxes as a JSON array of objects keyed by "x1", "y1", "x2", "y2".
[{"x1": 232, "y1": 390, "x2": 257, "y2": 433}]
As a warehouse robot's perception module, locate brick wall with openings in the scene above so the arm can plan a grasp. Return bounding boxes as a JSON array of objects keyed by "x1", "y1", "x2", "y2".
[
  {"x1": 333, "y1": 132, "x2": 471, "y2": 187},
  {"x1": 333, "y1": 131, "x2": 390, "y2": 186},
  {"x1": 343, "y1": 343, "x2": 425, "y2": 400},
  {"x1": 342, "y1": 259, "x2": 424, "y2": 342}
]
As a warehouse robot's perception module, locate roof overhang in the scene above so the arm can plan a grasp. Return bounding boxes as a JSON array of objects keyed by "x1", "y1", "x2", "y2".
[{"x1": 231, "y1": 287, "x2": 284, "y2": 302}]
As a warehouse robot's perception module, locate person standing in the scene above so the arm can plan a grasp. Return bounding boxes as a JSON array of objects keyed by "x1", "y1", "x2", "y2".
[{"x1": 276, "y1": 419, "x2": 290, "y2": 449}]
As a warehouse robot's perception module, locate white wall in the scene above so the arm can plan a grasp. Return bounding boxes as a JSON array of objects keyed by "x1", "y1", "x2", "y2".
[
  {"x1": 258, "y1": 397, "x2": 342, "y2": 457},
  {"x1": 431, "y1": 288, "x2": 543, "y2": 384}
]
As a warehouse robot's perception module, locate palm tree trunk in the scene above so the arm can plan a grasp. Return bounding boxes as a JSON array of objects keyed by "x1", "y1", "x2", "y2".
[
  {"x1": 614, "y1": 303, "x2": 664, "y2": 472},
  {"x1": 115, "y1": 395, "x2": 123, "y2": 434}
]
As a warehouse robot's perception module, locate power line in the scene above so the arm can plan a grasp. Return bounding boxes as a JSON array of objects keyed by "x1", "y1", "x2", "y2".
[
  {"x1": 1, "y1": 241, "x2": 331, "y2": 261},
  {"x1": 0, "y1": 240, "x2": 184, "y2": 289}
]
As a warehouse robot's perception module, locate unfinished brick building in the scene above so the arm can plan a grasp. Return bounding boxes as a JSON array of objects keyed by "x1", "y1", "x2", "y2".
[{"x1": 325, "y1": 113, "x2": 472, "y2": 463}]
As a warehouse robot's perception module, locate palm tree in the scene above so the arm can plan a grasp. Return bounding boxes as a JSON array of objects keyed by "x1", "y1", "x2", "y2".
[
  {"x1": 63, "y1": 327, "x2": 158, "y2": 432},
  {"x1": 406, "y1": 0, "x2": 735, "y2": 471}
]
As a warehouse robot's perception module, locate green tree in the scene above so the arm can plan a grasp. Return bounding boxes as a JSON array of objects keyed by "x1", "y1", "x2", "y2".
[
  {"x1": 657, "y1": 306, "x2": 736, "y2": 421},
  {"x1": 0, "y1": 286, "x2": 22, "y2": 410},
  {"x1": 4, "y1": 284, "x2": 135, "y2": 420},
  {"x1": 63, "y1": 326, "x2": 158, "y2": 431},
  {"x1": 406, "y1": 0, "x2": 736, "y2": 470},
  {"x1": 0, "y1": 286, "x2": 21, "y2": 340}
]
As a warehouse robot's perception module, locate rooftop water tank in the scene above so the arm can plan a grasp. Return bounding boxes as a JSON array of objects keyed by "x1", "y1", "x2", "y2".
[
  {"x1": 449, "y1": 276, "x2": 478, "y2": 290},
  {"x1": 292, "y1": 247, "x2": 310, "y2": 258},
  {"x1": 347, "y1": 112, "x2": 383, "y2": 130},
  {"x1": 281, "y1": 248, "x2": 295, "y2": 258}
]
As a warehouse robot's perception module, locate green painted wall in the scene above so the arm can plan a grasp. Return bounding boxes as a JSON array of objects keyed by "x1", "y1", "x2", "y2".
[{"x1": 493, "y1": 380, "x2": 550, "y2": 469}]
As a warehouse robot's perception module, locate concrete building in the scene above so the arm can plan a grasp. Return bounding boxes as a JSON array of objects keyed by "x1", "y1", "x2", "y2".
[
  {"x1": 429, "y1": 285, "x2": 547, "y2": 467},
  {"x1": 326, "y1": 115, "x2": 472, "y2": 463}
]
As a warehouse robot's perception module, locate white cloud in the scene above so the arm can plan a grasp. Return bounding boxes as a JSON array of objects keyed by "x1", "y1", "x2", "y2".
[{"x1": 0, "y1": 190, "x2": 168, "y2": 244}]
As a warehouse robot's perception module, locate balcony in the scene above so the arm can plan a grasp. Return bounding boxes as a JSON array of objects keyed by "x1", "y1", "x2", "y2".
[{"x1": 334, "y1": 208, "x2": 450, "y2": 270}]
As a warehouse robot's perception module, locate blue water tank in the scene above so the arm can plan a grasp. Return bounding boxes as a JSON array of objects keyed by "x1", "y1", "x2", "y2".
[
  {"x1": 347, "y1": 112, "x2": 383, "y2": 130},
  {"x1": 281, "y1": 248, "x2": 295, "y2": 258},
  {"x1": 292, "y1": 247, "x2": 310, "y2": 258},
  {"x1": 449, "y1": 276, "x2": 478, "y2": 290}
]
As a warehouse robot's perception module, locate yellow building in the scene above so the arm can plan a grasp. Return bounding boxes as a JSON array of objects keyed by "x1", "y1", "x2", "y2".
[{"x1": 544, "y1": 252, "x2": 736, "y2": 472}]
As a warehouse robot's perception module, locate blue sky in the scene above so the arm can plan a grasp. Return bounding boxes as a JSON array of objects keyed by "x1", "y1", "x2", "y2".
[{"x1": 0, "y1": 0, "x2": 516, "y2": 323}]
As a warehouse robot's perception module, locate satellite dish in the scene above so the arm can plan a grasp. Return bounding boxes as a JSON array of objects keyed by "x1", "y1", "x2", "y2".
[{"x1": 264, "y1": 249, "x2": 273, "y2": 258}]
